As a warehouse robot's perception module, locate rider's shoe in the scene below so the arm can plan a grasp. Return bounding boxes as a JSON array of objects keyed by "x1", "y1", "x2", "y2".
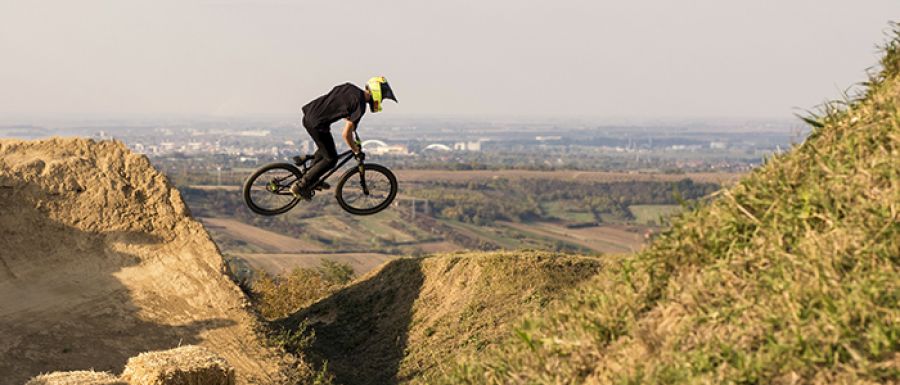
[
  {"x1": 290, "y1": 181, "x2": 314, "y2": 200},
  {"x1": 316, "y1": 181, "x2": 331, "y2": 191}
]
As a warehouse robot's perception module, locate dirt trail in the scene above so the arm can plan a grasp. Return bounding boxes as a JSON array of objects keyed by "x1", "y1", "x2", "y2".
[{"x1": 0, "y1": 138, "x2": 285, "y2": 385}]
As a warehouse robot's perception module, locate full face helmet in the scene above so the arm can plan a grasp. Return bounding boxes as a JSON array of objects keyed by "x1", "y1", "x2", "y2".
[{"x1": 366, "y1": 76, "x2": 397, "y2": 113}]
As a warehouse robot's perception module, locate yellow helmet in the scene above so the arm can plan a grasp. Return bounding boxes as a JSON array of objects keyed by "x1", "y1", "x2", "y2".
[{"x1": 366, "y1": 76, "x2": 397, "y2": 113}]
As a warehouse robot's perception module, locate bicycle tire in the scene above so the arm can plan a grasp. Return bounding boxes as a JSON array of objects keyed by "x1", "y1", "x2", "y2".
[
  {"x1": 335, "y1": 163, "x2": 398, "y2": 215},
  {"x1": 242, "y1": 163, "x2": 303, "y2": 216}
]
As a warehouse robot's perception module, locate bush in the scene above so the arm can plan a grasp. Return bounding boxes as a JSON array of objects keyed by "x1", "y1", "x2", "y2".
[
  {"x1": 251, "y1": 260, "x2": 356, "y2": 320},
  {"x1": 316, "y1": 259, "x2": 354, "y2": 285}
]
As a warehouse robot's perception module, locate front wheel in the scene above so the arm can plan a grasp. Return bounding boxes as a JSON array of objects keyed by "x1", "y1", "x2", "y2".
[{"x1": 335, "y1": 163, "x2": 397, "y2": 215}]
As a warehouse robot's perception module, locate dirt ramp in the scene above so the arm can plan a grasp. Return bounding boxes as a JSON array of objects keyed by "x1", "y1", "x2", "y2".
[
  {"x1": 0, "y1": 138, "x2": 282, "y2": 385},
  {"x1": 278, "y1": 251, "x2": 602, "y2": 385}
]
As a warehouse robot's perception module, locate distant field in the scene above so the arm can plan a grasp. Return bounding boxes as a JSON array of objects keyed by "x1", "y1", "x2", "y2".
[
  {"x1": 200, "y1": 217, "x2": 320, "y2": 252},
  {"x1": 201, "y1": 213, "x2": 461, "y2": 276},
  {"x1": 454, "y1": 219, "x2": 525, "y2": 249},
  {"x1": 628, "y1": 204, "x2": 683, "y2": 225},
  {"x1": 395, "y1": 170, "x2": 741, "y2": 184},
  {"x1": 189, "y1": 170, "x2": 740, "y2": 191},
  {"x1": 499, "y1": 221, "x2": 646, "y2": 254},
  {"x1": 189, "y1": 170, "x2": 718, "y2": 277},
  {"x1": 416, "y1": 241, "x2": 459, "y2": 253},
  {"x1": 540, "y1": 201, "x2": 596, "y2": 223}
]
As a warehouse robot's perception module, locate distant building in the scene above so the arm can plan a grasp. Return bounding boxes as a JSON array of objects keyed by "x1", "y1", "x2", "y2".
[
  {"x1": 423, "y1": 144, "x2": 452, "y2": 152},
  {"x1": 709, "y1": 141, "x2": 728, "y2": 149},
  {"x1": 236, "y1": 130, "x2": 270, "y2": 137},
  {"x1": 369, "y1": 144, "x2": 410, "y2": 156},
  {"x1": 453, "y1": 140, "x2": 484, "y2": 151}
]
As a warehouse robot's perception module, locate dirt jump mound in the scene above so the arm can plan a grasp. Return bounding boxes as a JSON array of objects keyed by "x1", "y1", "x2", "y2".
[
  {"x1": 277, "y1": 251, "x2": 603, "y2": 385},
  {"x1": 0, "y1": 138, "x2": 283, "y2": 385}
]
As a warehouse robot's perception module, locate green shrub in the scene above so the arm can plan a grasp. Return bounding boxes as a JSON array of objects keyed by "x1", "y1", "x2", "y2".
[{"x1": 251, "y1": 260, "x2": 356, "y2": 320}]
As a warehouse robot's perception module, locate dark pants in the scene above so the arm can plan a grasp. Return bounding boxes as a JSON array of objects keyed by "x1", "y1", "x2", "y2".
[{"x1": 301, "y1": 119, "x2": 338, "y2": 187}]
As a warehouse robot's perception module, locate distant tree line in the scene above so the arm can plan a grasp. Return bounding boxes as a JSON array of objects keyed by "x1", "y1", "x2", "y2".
[{"x1": 409, "y1": 178, "x2": 719, "y2": 225}]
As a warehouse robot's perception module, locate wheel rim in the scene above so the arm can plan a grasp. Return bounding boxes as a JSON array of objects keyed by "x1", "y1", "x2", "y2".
[
  {"x1": 248, "y1": 167, "x2": 299, "y2": 212},
  {"x1": 340, "y1": 169, "x2": 393, "y2": 212}
]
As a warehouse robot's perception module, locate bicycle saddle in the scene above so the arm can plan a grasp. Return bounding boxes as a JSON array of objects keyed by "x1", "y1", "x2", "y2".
[{"x1": 292, "y1": 155, "x2": 315, "y2": 165}]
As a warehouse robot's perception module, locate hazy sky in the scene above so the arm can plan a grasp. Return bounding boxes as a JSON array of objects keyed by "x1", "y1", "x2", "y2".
[{"x1": 1, "y1": 1, "x2": 898, "y2": 119}]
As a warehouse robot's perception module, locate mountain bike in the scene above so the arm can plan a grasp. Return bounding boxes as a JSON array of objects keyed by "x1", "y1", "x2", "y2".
[{"x1": 242, "y1": 135, "x2": 397, "y2": 216}]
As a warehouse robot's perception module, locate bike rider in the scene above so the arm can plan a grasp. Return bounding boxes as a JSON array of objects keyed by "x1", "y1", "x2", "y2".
[{"x1": 291, "y1": 76, "x2": 397, "y2": 199}]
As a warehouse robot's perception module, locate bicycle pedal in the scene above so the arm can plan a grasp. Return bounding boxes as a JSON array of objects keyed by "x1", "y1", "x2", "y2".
[{"x1": 292, "y1": 155, "x2": 315, "y2": 165}]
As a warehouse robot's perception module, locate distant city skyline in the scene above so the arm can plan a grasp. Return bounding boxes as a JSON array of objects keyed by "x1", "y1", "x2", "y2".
[{"x1": 1, "y1": 1, "x2": 898, "y2": 120}]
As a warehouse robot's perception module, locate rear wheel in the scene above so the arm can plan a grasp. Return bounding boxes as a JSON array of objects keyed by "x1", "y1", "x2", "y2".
[
  {"x1": 335, "y1": 164, "x2": 397, "y2": 215},
  {"x1": 242, "y1": 163, "x2": 303, "y2": 216}
]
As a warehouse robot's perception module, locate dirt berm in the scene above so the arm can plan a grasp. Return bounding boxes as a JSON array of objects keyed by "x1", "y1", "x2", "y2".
[
  {"x1": 276, "y1": 251, "x2": 603, "y2": 385},
  {"x1": 0, "y1": 138, "x2": 285, "y2": 385}
]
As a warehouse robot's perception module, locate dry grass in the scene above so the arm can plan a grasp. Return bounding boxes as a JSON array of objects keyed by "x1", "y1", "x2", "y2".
[
  {"x1": 432, "y1": 27, "x2": 900, "y2": 385},
  {"x1": 26, "y1": 371, "x2": 125, "y2": 385},
  {"x1": 250, "y1": 259, "x2": 356, "y2": 320},
  {"x1": 120, "y1": 346, "x2": 235, "y2": 385}
]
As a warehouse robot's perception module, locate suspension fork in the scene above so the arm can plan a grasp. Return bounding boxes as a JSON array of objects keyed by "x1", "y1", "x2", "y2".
[{"x1": 355, "y1": 132, "x2": 370, "y2": 196}]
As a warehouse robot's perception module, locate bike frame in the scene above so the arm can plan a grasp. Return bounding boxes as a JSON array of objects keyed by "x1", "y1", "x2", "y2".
[
  {"x1": 292, "y1": 132, "x2": 370, "y2": 195},
  {"x1": 307, "y1": 149, "x2": 358, "y2": 185}
]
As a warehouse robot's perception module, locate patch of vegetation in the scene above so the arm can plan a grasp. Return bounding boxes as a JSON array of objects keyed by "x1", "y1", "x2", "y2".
[
  {"x1": 628, "y1": 204, "x2": 683, "y2": 225},
  {"x1": 250, "y1": 259, "x2": 356, "y2": 320},
  {"x1": 270, "y1": 320, "x2": 316, "y2": 352},
  {"x1": 431, "y1": 27, "x2": 900, "y2": 384}
]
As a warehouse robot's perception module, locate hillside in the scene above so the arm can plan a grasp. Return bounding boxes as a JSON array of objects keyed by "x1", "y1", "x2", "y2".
[
  {"x1": 0, "y1": 139, "x2": 287, "y2": 385},
  {"x1": 276, "y1": 252, "x2": 602, "y2": 385},
  {"x1": 428, "y1": 32, "x2": 900, "y2": 384}
]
